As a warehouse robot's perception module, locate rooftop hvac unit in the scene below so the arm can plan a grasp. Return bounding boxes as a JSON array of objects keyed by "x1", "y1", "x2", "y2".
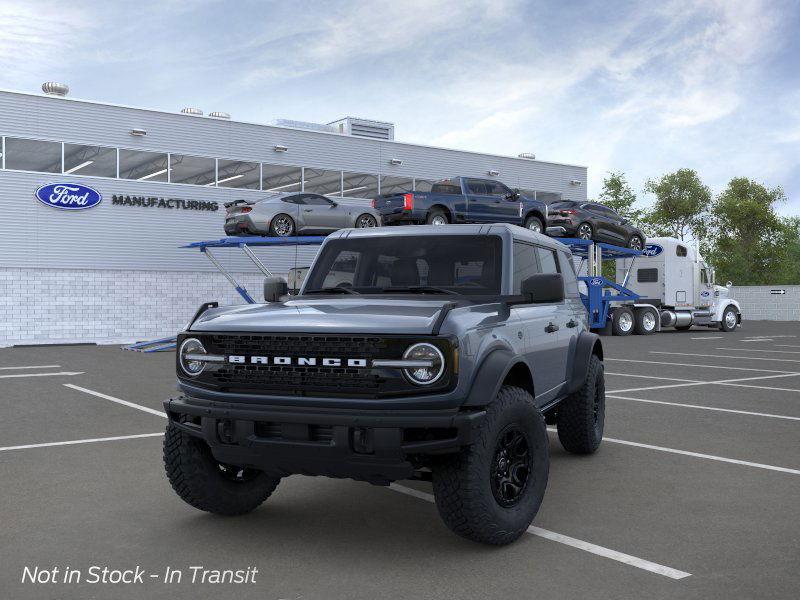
[
  {"x1": 180, "y1": 107, "x2": 204, "y2": 116},
  {"x1": 209, "y1": 111, "x2": 230, "y2": 119},
  {"x1": 328, "y1": 117, "x2": 395, "y2": 141},
  {"x1": 42, "y1": 82, "x2": 69, "y2": 96},
  {"x1": 269, "y1": 119, "x2": 337, "y2": 134}
]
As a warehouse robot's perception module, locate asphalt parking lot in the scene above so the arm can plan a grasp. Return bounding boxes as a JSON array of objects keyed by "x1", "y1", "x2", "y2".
[{"x1": 1, "y1": 321, "x2": 799, "y2": 600}]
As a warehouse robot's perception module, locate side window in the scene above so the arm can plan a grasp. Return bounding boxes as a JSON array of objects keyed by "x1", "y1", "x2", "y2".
[
  {"x1": 637, "y1": 268, "x2": 658, "y2": 283},
  {"x1": 536, "y1": 247, "x2": 560, "y2": 274},
  {"x1": 465, "y1": 179, "x2": 488, "y2": 195},
  {"x1": 513, "y1": 242, "x2": 540, "y2": 293},
  {"x1": 676, "y1": 245, "x2": 688, "y2": 257},
  {"x1": 282, "y1": 195, "x2": 303, "y2": 204},
  {"x1": 304, "y1": 195, "x2": 333, "y2": 206},
  {"x1": 700, "y1": 268, "x2": 710, "y2": 284},
  {"x1": 485, "y1": 181, "x2": 511, "y2": 197},
  {"x1": 557, "y1": 251, "x2": 580, "y2": 298}
]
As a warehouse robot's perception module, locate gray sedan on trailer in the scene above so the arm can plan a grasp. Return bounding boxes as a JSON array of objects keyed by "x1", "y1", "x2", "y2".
[{"x1": 224, "y1": 192, "x2": 382, "y2": 237}]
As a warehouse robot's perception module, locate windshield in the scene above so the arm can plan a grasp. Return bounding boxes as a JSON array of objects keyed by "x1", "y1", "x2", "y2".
[{"x1": 303, "y1": 235, "x2": 503, "y2": 295}]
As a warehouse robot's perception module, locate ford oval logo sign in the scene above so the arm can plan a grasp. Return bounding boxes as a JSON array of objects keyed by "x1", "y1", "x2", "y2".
[
  {"x1": 700, "y1": 290, "x2": 710, "y2": 297},
  {"x1": 35, "y1": 183, "x2": 102, "y2": 210},
  {"x1": 589, "y1": 278, "x2": 603, "y2": 286},
  {"x1": 641, "y1": 244, "x2": 663, "y2": 257}
]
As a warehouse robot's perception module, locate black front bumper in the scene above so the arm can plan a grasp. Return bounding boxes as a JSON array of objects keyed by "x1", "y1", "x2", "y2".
[{"x1": 164, "y1": 395, "x2": 485, "y2": 484}]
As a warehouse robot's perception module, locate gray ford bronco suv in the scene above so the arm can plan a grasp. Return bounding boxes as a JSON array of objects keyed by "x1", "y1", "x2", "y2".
[{"x1": 163, "y1": 224, "x2": 605, "y2": 545}]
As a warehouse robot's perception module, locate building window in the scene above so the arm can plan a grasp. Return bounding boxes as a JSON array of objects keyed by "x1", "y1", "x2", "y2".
[
  {"x1": 342, "y1": 171, "x2": 378, "y2": 198},
  {"x1": 170, "y1": 154, "x2": 216, "y2": 186},
  {"x1": 379, "y1": 175, "x2": 413, "y2": 195},
  {"x1": 304, "y1": 168, "x2": 342, "y2": 196},
  {"x1": 119, "y1": 149, "x2": 169, "y2": 182},
  {"x1": 63, "y1": 144, "x2": 117, "y2": 177},
  {"x1": 217, "y1": 159, "x2": 260, "y2": 189},
  {"x1": 262, "y1": 163, "x2": 302, "y2": 192},
  {"x1": 414, "y1": 178, "x2": 436, "y2": 192},
  {"x1": 4, "y1": 138, "x2": 61, "y2": 173}
]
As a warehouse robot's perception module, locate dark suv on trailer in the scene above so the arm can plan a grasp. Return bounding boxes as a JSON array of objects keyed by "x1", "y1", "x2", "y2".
[
  {"x1": 163, "y1": 224, "x2": 605, "y2": 545},
  {"x1": 546, "y1": 200, "x2": 646, "y2": 249}
]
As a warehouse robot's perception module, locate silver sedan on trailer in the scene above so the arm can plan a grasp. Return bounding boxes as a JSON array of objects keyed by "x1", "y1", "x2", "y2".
[{"x1": 224, "y1": 192, "x2": 382, "y2": 237}]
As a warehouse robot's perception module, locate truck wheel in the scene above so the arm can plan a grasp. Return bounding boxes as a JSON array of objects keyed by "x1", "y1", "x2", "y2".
[
  {"x1": 426, "y1": 209, "x2": 449, "y2": 225},
  {"x1": 163, "y1": 421, "x2": 280, "y2": 516},
  {"x1": 524, "y1": 215, "x2": 544, "y2": 234},
  {"x1": 633, "y1": 308, "x2": 657, "y2": 335},
  {"x1": 719, "y1": 306, "x2": 738, "y2": 332},
  {"x1": 611, "y1": 307, "x2": 634, "y2": 336},
  {"x1": 432, "y1": 386, "x2": 549, "y2": 545},
  {"x1": 556, "y1": 354, "x2": 604, "y2": 454}
]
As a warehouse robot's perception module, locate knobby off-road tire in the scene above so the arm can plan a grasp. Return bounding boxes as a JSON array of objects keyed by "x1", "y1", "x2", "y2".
[
  {"x1": 164, "y1": 421, "x2": 280, "y2": 515},
  {"x1": 556, "y1": 354, "x2": 605, "y2": 454},
  {"x1": 431, "y1": 386, "x2": 549, "y2": 545}
]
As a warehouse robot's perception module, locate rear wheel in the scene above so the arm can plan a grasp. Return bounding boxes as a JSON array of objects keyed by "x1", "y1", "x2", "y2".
[
  {"x1": 611, "y1": 307, "x2": 634, "y2": 336},
  {"x1": 627, "y1": 235, "x2": 644, "y2": 251},
  {"x1": 163, "y1": 421, "x2": 280, "y2": 515},
  {"x1": 556, "y1": 354, "x2": 604, "y2": 454},
  {"x1": 355, "y1": 213, "x2": 378, "y2": 228},
  {"x1": 524, "y1": 215, "x2": 544, "y2": 234},
  {"x1": 426, "y1": 209, "x2": 449, "y2": 226},
  {"x1": 576, "y1": 222, "x2": 593, "y2": 240},
  {"x1": 634, "y1": 308, "x2": 657, "y2": 335},
  {"x1": 269, "y1": 213, "x2": 295, "y2": 237},
  {"x1": 432, "y1": 386, "x2": 549, "y2": 545},
  {"x1": 719, "y1": 307, "x2": 738, "y2": 332}
]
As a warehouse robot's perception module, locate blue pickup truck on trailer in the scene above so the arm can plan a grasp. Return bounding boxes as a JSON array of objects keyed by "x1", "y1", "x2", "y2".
[{"x1": 373, "y1": 177, "x2": 548, "y2": 233}]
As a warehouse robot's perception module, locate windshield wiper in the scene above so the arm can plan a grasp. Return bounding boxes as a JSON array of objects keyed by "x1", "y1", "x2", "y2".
[
  {"x1": 379, "y1": 286, "x2": 459, "y2": 295},
  {"x1": 304, "y1": 287, "x2": 359, "y2": 295}
]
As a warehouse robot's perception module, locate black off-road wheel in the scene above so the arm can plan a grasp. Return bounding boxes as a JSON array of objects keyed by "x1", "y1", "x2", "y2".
[
  {"x1": 163, "y1": 421, "x2": 280, "y2": 515},
  {"x1": 431, "y1": 386, "x2": 549, "y2": 545},
  {"x1": 556, "y1": 354, "x2": 605, "y2": 454}
]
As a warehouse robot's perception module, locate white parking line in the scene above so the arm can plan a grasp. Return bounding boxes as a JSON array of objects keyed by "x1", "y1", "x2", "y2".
[
  {"x1": 740, "y1": 339, "x2": 774, "y2": 342},
  {"x1": 0, "y1": 364, "x2": 61, "y2": 370},
  {"x1": 690, "y1": 336, "x2": 723, "y2": 340},
  {"x1": 776, "y1": 345, "x2": 800, "y2": 349},
  {"x1": 606, "y1": 372, "x2": 701, "y2": 383},
  {"x1": 607, "y1": 372, "x2": 800, "y2": 394},
  {"x1": 606, "y1": 358, "x2": 797, "y2": 374},
  {"x1": 607, "y1": 395, "x2": 800, "y2": 421},
  {"x1": 650, "y1": 351, "x2": 800, "y2": 363},
  {"x1": 0, "y1": 433, "x2": 164, "y2": 453},
  {"x1": 64, "y1": 384, "x2": 167, "y2": 418},
  {"x1": 716, "y1": 348, "x2": 800, "y2": 354},
  {"x1": 0, "y1": 371, "x2": 84, "y2": 379},
  {"x1": 388, "y1": 484, "x2": 691, "y2": 580}
]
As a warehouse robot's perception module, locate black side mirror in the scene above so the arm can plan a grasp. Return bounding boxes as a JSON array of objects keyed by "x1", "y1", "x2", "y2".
[
  {"x1": 264, "y1": 276, "x2": 288, "y2": 302},
  {"x1": 329, "y1": 201, "x2": 338, "y2": 208},
  {"x1": 505, "y1": 191, "x2": 520, "y2": 201},
  {"x1": 521, "y1": 273, "x2": 564, "y2": 303}
]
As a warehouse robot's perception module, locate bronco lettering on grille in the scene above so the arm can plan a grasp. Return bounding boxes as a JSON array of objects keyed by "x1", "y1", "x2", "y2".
[{"x1": 227, "y1": 356, "x2": 369, "y2": 368}]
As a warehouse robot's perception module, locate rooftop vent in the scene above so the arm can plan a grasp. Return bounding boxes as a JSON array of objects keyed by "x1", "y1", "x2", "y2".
[
  {"x1": 269, "y1": 119, "x2": 337, "y2": 134},
  {"x1": 42, "y1": 82, "x2": 69, "y2": 97},
  {"x1": 518, "y1": 152, "x2": 536, "y2": 160},
  {"x1": 209, "y1": 111, "x2": 230, "y2": 119},
  {"x1": 180, "y1": 107, "x2": 203, "y2": 116},
  {"x1": 328, "y1": 117, "x2": 394, "y2": 141}
]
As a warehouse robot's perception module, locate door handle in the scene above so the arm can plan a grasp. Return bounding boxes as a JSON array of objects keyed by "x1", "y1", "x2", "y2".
[
  {"x1": 303, "y1": 209, "x2": 313, "y2": 212},
  {"x1": 545, "y1": 322, "x2": 559, "y2": 333},
  {"x1": 567, "y1": 319, "x2": 578, "y2": 328}
]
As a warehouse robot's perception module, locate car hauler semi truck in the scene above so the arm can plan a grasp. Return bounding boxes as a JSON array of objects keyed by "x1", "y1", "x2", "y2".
[{"x1": 612, "y1": 237, "x2": 742, "y2": 334}]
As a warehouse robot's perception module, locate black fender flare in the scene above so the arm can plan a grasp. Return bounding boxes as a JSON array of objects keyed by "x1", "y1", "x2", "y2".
[
  {"x1": 567, "y1": 331, "x2": 603, "y2": 394},
  {"x1": 464, "y1": 348, "x2": 524, "y2": 407}
]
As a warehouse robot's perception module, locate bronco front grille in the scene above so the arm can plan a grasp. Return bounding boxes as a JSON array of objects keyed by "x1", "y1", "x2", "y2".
[{"x1": 183, "y1": 333, "x2": 457, "y2": 399}]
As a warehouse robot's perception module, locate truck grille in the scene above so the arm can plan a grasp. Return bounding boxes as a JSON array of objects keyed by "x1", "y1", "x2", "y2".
[{"x1": 202, "y1": 334, "x2": 390, "y2": 397}]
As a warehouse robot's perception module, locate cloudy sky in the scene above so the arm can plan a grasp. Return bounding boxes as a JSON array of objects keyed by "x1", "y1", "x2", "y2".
[{"x1": 2, "y1": 0, "x2": 798, "y2": 213}]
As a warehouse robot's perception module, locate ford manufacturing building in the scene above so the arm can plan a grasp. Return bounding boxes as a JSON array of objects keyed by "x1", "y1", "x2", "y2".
[{"x1": 0, "y1": 85, "x2": 587, "y2": 347}]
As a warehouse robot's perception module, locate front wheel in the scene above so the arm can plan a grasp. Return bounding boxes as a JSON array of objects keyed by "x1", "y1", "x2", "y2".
[
  {"x1": 432, "y1": 386, "x2": 549, "y2": 545},
  {"x1": 269, "y1": 213, "x2": 295, "y2": 237},
  {"x1": 163, "y1": 421, "x2": 280, "y2": 515},
  {"x1": 355, "y1": 213, "x2": 378, "y2": 228},
  {"x1": 719, "y1": 307, "x2": 738, "y2": 332},
  {"x1": 576, "y1": 222, "x2": 593, "y2": 240},
  {"x1": 627, "y1": 235, "x2": 644, "y2": 251},
  {"x1": 524, "y1": 215, "x2": 544, "y2": 234}
]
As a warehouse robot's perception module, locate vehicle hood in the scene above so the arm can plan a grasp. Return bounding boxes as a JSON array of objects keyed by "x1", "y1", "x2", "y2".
[{"x1": 189, "y1": 297, "x2": 454, "y2": 335}]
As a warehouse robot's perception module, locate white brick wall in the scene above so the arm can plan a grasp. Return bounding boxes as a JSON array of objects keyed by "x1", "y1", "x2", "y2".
[
  {"x1": 729, "y1": 286, "x2": 800, "y2": 322},
  {"x1": 1, "y1": 268, "x2": 271, "y2": 347}
]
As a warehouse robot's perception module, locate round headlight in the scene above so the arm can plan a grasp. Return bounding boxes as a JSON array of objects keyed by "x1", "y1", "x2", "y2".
[
  {"x1": 403, "y1": 343, "x2": 445, "y2": 386},
  {"x1": 179, "y1": 338, "x2": 207, "y2": 377}
]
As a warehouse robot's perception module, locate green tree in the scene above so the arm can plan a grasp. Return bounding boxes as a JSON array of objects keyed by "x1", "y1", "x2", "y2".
[
  {"x1": 705, "y1": 177, "x2": 792, "y2": 285},
  {"x1": 642, "y1": 169, "x2": 711, "y2": 241},
  {"x1": 598, "y1": 171, "x2": 643, "y2": 226}
]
